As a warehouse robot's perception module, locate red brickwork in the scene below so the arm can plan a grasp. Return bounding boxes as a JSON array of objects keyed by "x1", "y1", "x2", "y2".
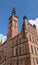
[{"x1": 0, "y1": 7, "x2": 38, "y2": 65}]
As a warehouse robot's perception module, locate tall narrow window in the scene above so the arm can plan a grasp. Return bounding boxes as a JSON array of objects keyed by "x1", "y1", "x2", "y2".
[
  {"x1": 31, "y1": 45, "x2": 34, "y2": 54},
  {"x1": 19, "y1": 47, "x2": 21, "y2": 55},
  {"x1": 18, "y1": 37, "x2": 21, "y2": 44},
  {"x1": 34, "y1": 47, "x2": 37, "y2": 54},
  {"x1": 16, "y1": 48, "x2": 18, "y2": 56},
  {"x1": 33, "y1": 58, "x2": 35, "y2": 65},
  {"x1": 12, "y1": 49, "x2": 14, "y2": 57},
  {"x1": 0, "y1": 56, "x2": 1, "y2": 60},
  {"x1": 36, "y1": 58, "x2": 38, "y2": 64},
  {"x1": 29, "y1": 34, "x2": 31, "y2": 41}
]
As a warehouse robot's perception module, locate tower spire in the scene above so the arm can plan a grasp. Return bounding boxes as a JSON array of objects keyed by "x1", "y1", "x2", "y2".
[
  {"x1": 7, "y1": 6, "x2": 18, "y2": 40},
  {"x1": 12, "y1": 7, "x2": 16, "y2": 15}
]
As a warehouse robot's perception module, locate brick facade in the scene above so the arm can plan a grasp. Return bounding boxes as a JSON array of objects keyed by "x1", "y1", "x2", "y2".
[{"x1": 0, "y1": 7, "x2": 38, "y2": 65}]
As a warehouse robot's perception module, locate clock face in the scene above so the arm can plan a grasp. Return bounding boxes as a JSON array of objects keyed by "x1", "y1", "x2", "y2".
[{"x1": 25, "y1": 29, "x2": 28, "y2": 33}]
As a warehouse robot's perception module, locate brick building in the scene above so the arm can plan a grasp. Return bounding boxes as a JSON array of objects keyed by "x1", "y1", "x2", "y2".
[{"x1": 0, "y1": 7, "x2": 38, "y2": 65}]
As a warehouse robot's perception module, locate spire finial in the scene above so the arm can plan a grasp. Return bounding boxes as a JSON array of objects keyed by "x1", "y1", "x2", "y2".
[
  {"x1": 23, "y1": 16, "x2": 27, "y2": 20},
  {"x1": 12, "y1": 7, "x2": 16, "y2": 15}
]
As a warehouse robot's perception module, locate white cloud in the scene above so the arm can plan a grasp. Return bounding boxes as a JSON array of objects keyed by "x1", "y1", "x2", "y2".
[
  {"x1": 0, "y1": 34, "x2": 7, "y2": 43},
  {"x1": 29, "y1": 18, "x2": 38, "y2": 32}
]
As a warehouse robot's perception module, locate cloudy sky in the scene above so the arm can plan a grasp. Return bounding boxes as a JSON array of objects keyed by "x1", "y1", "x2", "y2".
[
  {"x1": 29, "y1": 18, "x2": 38, "y2": 32},
  {"x1": 0, "y1": 34, "x2": 7, "y2": 43},
  {"x1": 0, "y1": 0, "x2": 38, "y2": 43}
]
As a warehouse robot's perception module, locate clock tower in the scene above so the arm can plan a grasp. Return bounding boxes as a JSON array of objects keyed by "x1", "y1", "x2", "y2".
[{"x1": 7, "y1": 7, "x2": 18, "y2": 40}]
